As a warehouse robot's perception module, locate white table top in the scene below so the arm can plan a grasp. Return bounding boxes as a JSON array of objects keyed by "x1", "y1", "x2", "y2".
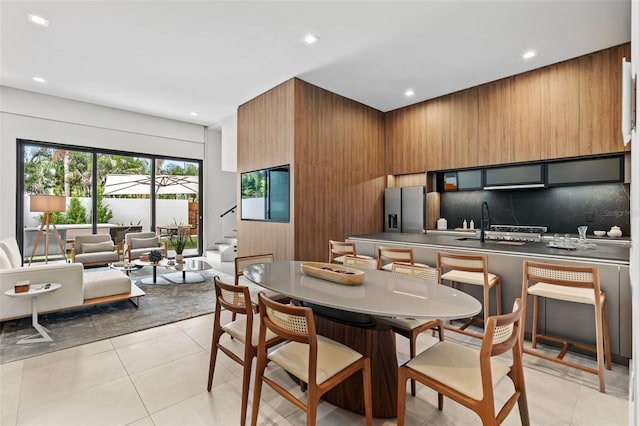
[
  {"x1": 243, "y1": 261, "x2": 482, "y2": 320},
  {"x1": 4, "y1": 283, "x2": 62, "y2": 297}
]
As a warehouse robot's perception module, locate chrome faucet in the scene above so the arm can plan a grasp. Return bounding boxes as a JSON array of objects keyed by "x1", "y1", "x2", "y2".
[{"x1": 480, "y1": 201, "x2": 491, "y2": 243}]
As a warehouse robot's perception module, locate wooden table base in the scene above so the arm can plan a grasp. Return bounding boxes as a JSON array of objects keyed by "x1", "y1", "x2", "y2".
[{"x1": 313, "y1": 314, "x2": 398, "y2": 418}]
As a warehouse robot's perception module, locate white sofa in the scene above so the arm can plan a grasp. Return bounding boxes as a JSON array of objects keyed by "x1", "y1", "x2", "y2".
[{"x1": 0, "y1": 237, "x2": 144, "y2": 322}]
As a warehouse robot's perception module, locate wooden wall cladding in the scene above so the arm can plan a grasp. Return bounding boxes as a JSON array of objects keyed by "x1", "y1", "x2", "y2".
[
  {"x1": 387, "y1": 173, "x2": 427, "y2": 188},
  {"x1": 237, "y1": 80, "x2": 296, "y2": 260},
  {"x1": 386, "y1": 42, "x2": 630, "y2": 173},
  {"x1": 294, "y1": 79, "x2": 385, "y2": 262}
]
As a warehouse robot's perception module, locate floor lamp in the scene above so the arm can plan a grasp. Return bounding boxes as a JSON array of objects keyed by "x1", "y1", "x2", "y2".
[{"x1": 29, "y1": 195, "x2": 67, "y2": 265}]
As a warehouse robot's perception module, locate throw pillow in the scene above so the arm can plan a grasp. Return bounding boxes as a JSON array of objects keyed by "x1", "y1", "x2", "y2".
[
  {"x1": 131, "y1": 237, "x2": 158, "y2": 250},
  {"x1": 82, "y1": 241, "x2": 114, "y2": 253},
  {"x1": 0, "y1": 249, "x2": 12, "y2": 270}
]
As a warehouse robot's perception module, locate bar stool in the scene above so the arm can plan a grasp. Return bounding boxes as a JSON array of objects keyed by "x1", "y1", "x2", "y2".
[
  {"x1": 328, "y1": 240, "x2": 372, "y2": 264},
  {"x1": 377, "y1": 246, "x2": 429, "y2": 271},
  {"x1": 521, "y1": 260, "x2": 611, "y2": 392},
  {"x1": 436, "y1": 251, "x2": 502, "y2": 338}
]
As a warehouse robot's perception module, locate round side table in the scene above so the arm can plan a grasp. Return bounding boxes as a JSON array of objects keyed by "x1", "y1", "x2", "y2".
[{"x1": 4, "y1": 283, "x2": 61, "y2": 344}]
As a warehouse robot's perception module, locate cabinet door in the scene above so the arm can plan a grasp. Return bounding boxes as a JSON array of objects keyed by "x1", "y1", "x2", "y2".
[
  {"x1": 449, "y1": 87, "x2": 479, "y2": 169},
  {"x1": 425, "y1": 97, "x2": 450, "y2": 171},
  {"x1": 510, "y1": 70, "x2": 542, "y2": 162},
  {"x1": 541, "y1": 60, "x2": 580, "y2": 159},
  {"x1": 478, "y1": 78, "x2": 512, "y2": 166},
  {"x1": 385, "y1": 104, "x2": 428, "y2": 175},
  {"x1": 579, "y1": 44, "x2": 630, "y2": 155}
]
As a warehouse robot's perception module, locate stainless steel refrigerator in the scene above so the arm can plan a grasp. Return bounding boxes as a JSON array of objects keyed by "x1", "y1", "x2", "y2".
[{"x1": 384, "y1": 186, "x2": 425, "y2": 233}]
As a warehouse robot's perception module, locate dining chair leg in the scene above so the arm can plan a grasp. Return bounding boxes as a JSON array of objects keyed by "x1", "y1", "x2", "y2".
[
  {"x1": 594, "y1": 299, "x2": 606, "y2": 393},
  {"x1": 250, "y1": 354, "x2": 268, "y2": 426},
  {"x1": 397, "y1": 366, "x2": 408, "y2": 426},
  {"x1": 409, "y1": 334, "x2": 417, "y2": 396},
  {"x1": 306, "y1": 389, "x2": 320, "y2": 426},
  {"x1": 207, "y1": 315, "x2": 223, "y2": 391},
  {"x1": 240, "y1": 347, "x2": 253, "y2": 425},
  {"x1": 362, "y1": 358, "x2": 373, "y2": 426},
  {"x1": 495, "y1": 279, "x2": 502, "y2": 315}
]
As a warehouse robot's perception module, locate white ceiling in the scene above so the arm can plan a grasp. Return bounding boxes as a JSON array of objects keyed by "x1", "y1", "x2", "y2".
[{"x1": 0, "y1": 1, "x2": 631, "y2": 128}]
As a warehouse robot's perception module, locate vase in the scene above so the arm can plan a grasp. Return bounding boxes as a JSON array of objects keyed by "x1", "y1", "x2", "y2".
[{"x1": 176, "y1": 254, "x2": 184, "y2": 262}]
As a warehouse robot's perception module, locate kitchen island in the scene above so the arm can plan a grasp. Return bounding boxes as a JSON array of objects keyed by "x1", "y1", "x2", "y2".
[{"x1": 347, "y1": 231, "x2": 631, "y2": 362}]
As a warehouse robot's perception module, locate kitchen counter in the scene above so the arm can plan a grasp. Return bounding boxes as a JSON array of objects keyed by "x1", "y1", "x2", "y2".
[
  {"x1": 347, "y1": 231, "x2": 632, "y2": 362},
  {"x1": 348, "y1": 231, "x2": 630, "y2": 265}
]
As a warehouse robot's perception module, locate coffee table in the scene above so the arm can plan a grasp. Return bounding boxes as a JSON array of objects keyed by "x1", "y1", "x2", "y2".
[
  {"x1": 132, "y1": 259, "x2": 171, "y2": 284},
  {"x1": 164, "y1": 259, "x2": 212, "y2": 283},
  {"x1": 109, "y1": 261, "x2": 142, "y2": 276},
  {"x1": 4, "y1": 283, "x2": 62, "y2": 344}
]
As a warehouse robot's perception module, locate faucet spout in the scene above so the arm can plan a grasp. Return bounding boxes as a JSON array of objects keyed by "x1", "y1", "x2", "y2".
[{"x1": 480, "y1": 202, "x2": 491, "y2": 243}]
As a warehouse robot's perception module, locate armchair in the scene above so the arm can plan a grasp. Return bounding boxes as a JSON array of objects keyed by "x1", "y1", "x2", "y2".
[
  {"x1": 123, "y1": 232, "x2": 167, "y2": 262},
  {"x1": 72, "y1": 234, "x2": 120, "y2": 266}
]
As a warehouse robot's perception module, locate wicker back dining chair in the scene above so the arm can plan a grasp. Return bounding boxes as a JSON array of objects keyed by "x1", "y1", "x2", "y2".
[
  {"x1": 207, "y1": 276, "x2": 283, "y2": 425},
  {"x1": 251, "y1": 293, "x2": 373, "y2": 426},
  {"x1": 397, "y1": 299, "x2": 529, "y2": 426}
]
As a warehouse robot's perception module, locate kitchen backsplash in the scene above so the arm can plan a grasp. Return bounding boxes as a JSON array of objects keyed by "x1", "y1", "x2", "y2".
[{"x1": 440, "y1": 183, "x2": 630, "y2": 236}]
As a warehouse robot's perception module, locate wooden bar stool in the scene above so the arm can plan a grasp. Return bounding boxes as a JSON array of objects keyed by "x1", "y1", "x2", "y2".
[
  {"x1": 377, "y1": 246, "x2": 429, "y2": 271},
  {"x1": 436, "y1": 251, "x2": 502, "y2": 338},
  {"x1": 520, "y1": 260, "x2": 611, "y2": 392}
]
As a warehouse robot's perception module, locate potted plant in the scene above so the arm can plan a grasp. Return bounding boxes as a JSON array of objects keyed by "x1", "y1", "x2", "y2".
[{"x1": 174, "y1": 228, "x2": 188, "y2": 262}]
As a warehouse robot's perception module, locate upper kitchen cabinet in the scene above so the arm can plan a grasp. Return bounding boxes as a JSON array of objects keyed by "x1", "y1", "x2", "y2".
[
  {"x1": 579, "y1": 43, "x2": 631, "y2": 155},
  {"x1": 449, "y1": 87, "x2": 479, "y2": 169},
  {"x1": 509, "y1": 70, "x2": 542, "y2": 163},
  {"x1": 541, "y1": 59, "x2": 580, "y2": 159},
  {"x1": 425, "y1": 96, "x2": 451, "y2": 171},
  {"x1": 385, "y1": 103, "x2": 428, "y2": 175},
  {"x1": 478, "y1": 77, "x2": 512, "y2": 166}
]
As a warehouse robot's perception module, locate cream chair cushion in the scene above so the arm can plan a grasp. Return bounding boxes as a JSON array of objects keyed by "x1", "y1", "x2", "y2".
[
  {"x1": 82, "y1": 241, "x2": 114, "y2": 253},
  {"x1": 268, "y1": 335, "x2": 363, "y2": 384},
  {"x1": 406, "y1": 341, "x2": 510, "y2": 401},
  {"x1": 223, "y1": 316, "x2": 279, "y2": 346},
  {"x1": 528, "y1": 282, "x2": 603, "y2": 305},
  {"x1": 382, "y1": 261, "x2": 429, "y2": 272},
  {"x1": 440, "y1": 270, "x2": 499, "y2": 286},
  {"x1": 383, "y1": 317, "x2": 434, "y2": 329},
  {"x1": 131, "y1": 237, "x2": 159, "y2": 249}
]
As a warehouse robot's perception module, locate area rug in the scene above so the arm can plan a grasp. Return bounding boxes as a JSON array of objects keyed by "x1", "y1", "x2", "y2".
[{"x1": 0, "y1": 268, "x2": 233, "y2": 364}]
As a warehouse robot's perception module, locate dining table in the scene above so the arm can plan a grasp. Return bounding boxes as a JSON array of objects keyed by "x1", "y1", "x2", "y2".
[{"x1": 243, "y1": 260, "x2": 482, "y2": 418}]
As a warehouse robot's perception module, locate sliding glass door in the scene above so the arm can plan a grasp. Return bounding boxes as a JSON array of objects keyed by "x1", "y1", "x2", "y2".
[{"x1": 18, "y1": 140, "x2": 202, "y2": 262}]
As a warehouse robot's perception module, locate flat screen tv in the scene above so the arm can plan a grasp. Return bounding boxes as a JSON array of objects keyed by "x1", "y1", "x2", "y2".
[{"x1": 240, "y1": 164, "x2": 290, "y2": 222}]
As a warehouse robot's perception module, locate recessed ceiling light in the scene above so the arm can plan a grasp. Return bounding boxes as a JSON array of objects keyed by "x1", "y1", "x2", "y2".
[
  {"x1": 32, "y1": 76, "x2": 46, "y2": 83},
  {"x1": 405, "y1": 89, "x2": 415, "y2": 97},
  {"x1": 303, "y1": 34, "x2": 319, "y2": 44},
  {"x1": 189, "y1": 112, "x2": 198, "y2": 116},
  {"x1": 522, "y1": 50, "x2": 536, "y2": 59},
  {"x1": 28, "y1": 13, "x2": 50, "y2": 27}
]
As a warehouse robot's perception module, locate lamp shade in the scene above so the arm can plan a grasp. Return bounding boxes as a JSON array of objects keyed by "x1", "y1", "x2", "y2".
[{"x1": 30, "y1": 195, "x2": 67, "y2": 213}]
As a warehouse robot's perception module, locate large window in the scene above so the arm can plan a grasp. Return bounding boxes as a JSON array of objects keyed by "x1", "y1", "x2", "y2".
[{"x1": 18, "y1": 140, "x2": 202, "y2": 262}]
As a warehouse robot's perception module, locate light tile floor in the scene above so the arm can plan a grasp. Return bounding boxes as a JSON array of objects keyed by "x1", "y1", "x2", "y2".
[
  {"x1": 0, "y1": 259, "x2": 630, "y2": 425},
  {"x1": 0, "y1": 309, "x2": 629, "y2": 426}
]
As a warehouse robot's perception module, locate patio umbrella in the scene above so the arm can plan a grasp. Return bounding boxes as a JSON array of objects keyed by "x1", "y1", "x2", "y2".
[{"x1": 103, "y1": 174, "x2": 198, "y2": 195}]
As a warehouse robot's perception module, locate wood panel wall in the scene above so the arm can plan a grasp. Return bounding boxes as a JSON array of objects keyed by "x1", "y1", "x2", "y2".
[
  {"x1": 294, "y1": 79, "x2": 385, "y2": 261},
  {"x1": 237, "y1": 80, "x2": 295, "y2": 260},
  {"x1": 237, "y1": 78, "x2": 385, "y2": 262}
]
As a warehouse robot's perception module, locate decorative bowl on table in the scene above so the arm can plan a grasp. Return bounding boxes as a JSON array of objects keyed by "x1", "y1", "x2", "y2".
[
  {"x1": 593, "y1": 230, "x2": 606, "y2": 237},
  {"x1": 300, "y1": 262, "x2": 365, "y2": 286}
]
